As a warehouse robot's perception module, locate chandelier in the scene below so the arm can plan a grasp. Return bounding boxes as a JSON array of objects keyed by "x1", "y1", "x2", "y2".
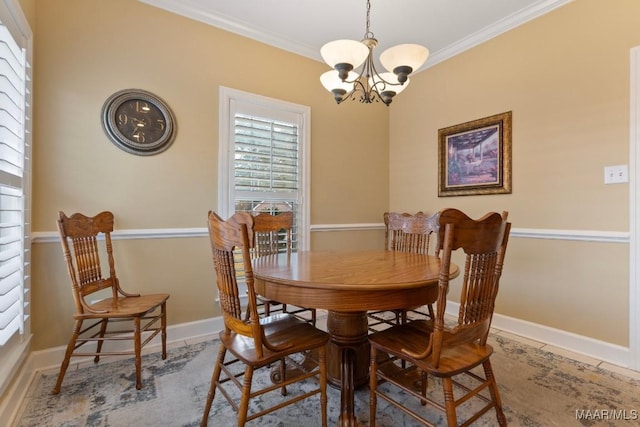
[{"x1": 320, "y1": 0, "x2": 429, "y2": 106}]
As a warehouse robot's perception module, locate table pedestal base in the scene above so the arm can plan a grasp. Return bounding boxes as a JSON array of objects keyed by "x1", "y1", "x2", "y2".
[{"x1": 327, "y1": 311, "x2": 369, "y2": 427}]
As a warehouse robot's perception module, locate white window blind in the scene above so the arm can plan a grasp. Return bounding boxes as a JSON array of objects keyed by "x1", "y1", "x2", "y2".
[
  {"x1": 0, "y1": 2, "x2": 30, "y2": 348},
  {"x1": 233, "y1": 113, "x2": 300, "y2": 249},
  {"x1": 234, "y1": 113, "x2": 299, "y2": 193}
]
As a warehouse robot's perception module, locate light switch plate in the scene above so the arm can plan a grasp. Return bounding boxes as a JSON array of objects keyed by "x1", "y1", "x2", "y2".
[{"x1": 604, "y1": 165, "x2": 629, "y2": 184}]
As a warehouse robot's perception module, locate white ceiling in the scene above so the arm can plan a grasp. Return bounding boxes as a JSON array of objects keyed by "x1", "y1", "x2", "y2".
[{"x1": 138, "y1": 0, "x2": 572, "y2": 71}]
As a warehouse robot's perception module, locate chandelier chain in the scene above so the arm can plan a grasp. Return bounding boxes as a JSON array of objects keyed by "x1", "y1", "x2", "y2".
[{"x1": 364, "y1": 0, "x2": 374, "y2": 39}]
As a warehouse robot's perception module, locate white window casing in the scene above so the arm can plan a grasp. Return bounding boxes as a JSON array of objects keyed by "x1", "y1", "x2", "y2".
[
  {"x1": 218, "y1": 87, "x2": 310, "y2": 251},
  {"x1": 0, "y1": 0, "x2": 32, "y2": 397}
]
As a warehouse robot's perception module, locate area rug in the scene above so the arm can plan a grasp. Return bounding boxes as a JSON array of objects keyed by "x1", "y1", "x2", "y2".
[{"x1": 14, "y1": 332, "x2": 640, "y2": 426}]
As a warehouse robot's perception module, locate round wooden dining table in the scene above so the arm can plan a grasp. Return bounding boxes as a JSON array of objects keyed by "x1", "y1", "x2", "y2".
[{"x1": 253, "y1": 249, "x2": 458, "y2": 427}]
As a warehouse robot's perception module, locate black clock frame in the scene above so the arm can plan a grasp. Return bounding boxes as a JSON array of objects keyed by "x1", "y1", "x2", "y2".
[{"x1": 101, "y1": 89, "x2": 176, "y2": 156}]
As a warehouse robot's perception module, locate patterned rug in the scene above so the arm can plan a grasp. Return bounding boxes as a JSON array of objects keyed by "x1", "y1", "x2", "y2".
[{"x1": 14, "y1": 331, "x2": 640, "y2": 426}]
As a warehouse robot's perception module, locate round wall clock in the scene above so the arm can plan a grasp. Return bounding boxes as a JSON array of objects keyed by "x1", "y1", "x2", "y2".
[{"x1": 101, "y1": 89, "x2": 176, "y2": 155}]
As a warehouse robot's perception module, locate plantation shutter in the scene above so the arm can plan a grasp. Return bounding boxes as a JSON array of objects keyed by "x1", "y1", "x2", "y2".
[
  {"x1": 234, "y1": 113, "x2": 299, "y2": 194},
  {"x1": 233, "y1": 113, "x2": 300, "y2": 249},
  {"x1": 0, "y1": 13, "x2": 29, "y2": 346}
]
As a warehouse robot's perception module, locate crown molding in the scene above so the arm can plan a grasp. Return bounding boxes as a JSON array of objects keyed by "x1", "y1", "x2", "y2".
[
  {"x1": 138, "y1": 0, "x2": 573, "y2": 68},
  {"x1": 424, "y1": 0, "x2": 573, "y2": 68},
  {"x1": 137, "y1": 0, "x2": 320, "y2": 61}
]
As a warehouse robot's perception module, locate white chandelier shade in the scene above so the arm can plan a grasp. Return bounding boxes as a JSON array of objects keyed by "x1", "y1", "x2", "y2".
[
  {"x1": 379, "y1": 44, "x2": 430, "y2": 83},
  {"x1": 320, "y1": 70, "x2": 360, "y2": 102},
  {"x1": 320, "y1": 40, "x2": 369, "y2": 79}
]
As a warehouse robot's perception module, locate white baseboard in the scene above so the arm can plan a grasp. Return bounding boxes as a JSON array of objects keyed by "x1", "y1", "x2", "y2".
[
  {"x1": 3, "y1": 309, "x2": 634, "y2": 426},
  {"x1": 446, "y1": 302, "x2": 633, "y2": 369}
]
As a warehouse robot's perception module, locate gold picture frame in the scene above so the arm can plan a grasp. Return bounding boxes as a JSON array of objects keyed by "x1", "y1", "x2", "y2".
[{"x1": 438, "y1": 111, "x2": 512, "y2": 197}]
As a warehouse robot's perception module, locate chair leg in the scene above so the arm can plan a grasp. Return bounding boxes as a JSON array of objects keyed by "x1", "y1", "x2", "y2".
[
  {"x1": 427, "y1": 303, "x2": 435, "y2": 320},
  {"x1": 244, "y1": 290, "x2": 252, "y2": 320},
  {"x1": 369, "y1": 345, "x2": 378, "y2": 427},
  {"x1": 311, "y1": 309, "x2": 317, "y2": 326},
  {"x1": 201, "y1": 346, "x2": 226, "y2": 427},
  {"x1": 134, "y1": 317, "x2": 142, "y2": 390},
  {"x1": 420, "y1": 370, "x2": 428, "y2": 406},
  {"x1": 483, "y1": 360, "x2": 507, "y2": 426},
  {"x1": 94, "y1": 319, "x2": 108, "y2": 363},
  {"x1": 52, "y1": 319, "x2": 82, "y2": 394},
  {"x1": 238, "y1": 365, "x2": 254, "y2": 427},
  {"x1": 265, "y1": 301, "x2": 273, "y2": 316},
  {"x1": 161, "y1": 302, "x2": 167, "y2": 359},
  {"x1": 279, "y1": 357, "x2": 288, "y2": 396},
  {"x1": 442, "y1": 377, "x2": 458, "y2": 427},
  {"x1": 319, "y1": 345, "x2": 327, "y2": 427}
]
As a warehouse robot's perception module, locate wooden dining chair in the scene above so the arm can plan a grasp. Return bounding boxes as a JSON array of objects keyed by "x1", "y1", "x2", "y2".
[
  {"x1": 53, "y1": 211, "x2": 169, "y2": 394},
  {"x1": 201, "y1": 211, "x2": 329, "y2": 427},
  {"x1": 369, "y1": 208, "x2": 511, "y2": 427},
  {"x1": 367, "y1": 211, "x2": 438, "y2": 331},
  {"x1": 247, "y1": 211, "x2": 316, "y2": 325}
]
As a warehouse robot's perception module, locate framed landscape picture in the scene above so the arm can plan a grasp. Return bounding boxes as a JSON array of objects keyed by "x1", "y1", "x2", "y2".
[{"x1": 438, "y1": 111, "x2": 512, "y2": 197}]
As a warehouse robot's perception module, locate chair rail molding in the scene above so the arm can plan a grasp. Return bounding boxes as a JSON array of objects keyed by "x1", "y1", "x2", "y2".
[{"x1": 32, "y1": 225, "x2": 629, "y2": 244}]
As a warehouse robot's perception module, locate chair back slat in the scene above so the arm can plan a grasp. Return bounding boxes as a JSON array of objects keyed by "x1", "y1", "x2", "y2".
[
  {"x1": 207, "y1": 211, "x2": 264, "y2": 352},
  {"x1": 431, "y1": 208, "x2": 511, "y2": 366},
  {"x1": 57, "y1": 211, "x2": 118, "y2": 312},
  {"x1": 213, "y1": 248, "x2": 243, "y2": 318},
  {"x1": 72, "y1": 236, "x2": 103, "y2": 285},
  {"x1": 385, "y1": 211, "x2": 438, "y2": 255},
  {"x1": 253, "y1": 211, "x2": 293, "y2": 256}
]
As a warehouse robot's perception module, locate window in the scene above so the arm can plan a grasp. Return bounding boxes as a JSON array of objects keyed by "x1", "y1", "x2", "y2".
[
  {"x1": 0, "y1": 0, "x2": 31, "y2": 394},
  {"x1": 218, "y1": 87, "x2": 310, "y2": 251}
]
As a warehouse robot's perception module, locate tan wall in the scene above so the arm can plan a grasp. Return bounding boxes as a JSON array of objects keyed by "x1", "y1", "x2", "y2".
[
  {"x1": 389, "y1": 0, "x2": 640, "y2": 345},
  {"x1": 18, "y1": 0, "x2": 34, "y2": 26},
  {"x1": 311, "y1": 230, "x2": 384, "y2": 252},
  {"x1": 30, "y1": 0, "x2": 389, "y2": 350},
  {"x1": 30, "y1": 0, "x2": 640, "y2": 351}
]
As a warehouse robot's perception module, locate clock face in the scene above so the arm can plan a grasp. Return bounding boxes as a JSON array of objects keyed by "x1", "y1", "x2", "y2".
[
  {"x1": 102, "y1": 89, "x2": 176, "y2": 155},
  {"x1": 114, "y1": 99, "x2": 166, "y2": 145}
]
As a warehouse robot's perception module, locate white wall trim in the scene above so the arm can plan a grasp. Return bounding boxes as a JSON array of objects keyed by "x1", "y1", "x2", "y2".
[
  {"x1": 0, "y1": 336, "x2": 30, "y2": 427},
  {"x1": 32, "y1": 228, "x2": 209, "y2": 243},
  {"x1": 445, "y1": 302, "x2": 632, "y2": 369},
  {"x1": 629, "y1": 46, "x2": 640, "y2": 371},
  {"x1": 137, "y1": 0, "x2": 321, "y2": 62},
  {"x1": 32, "y1": 225, "x2": 630, "y2": 244},
  {"x1": 137, "y1": 0, "x2": 572, "y2": 69},
  {"x1": 511, "y1": 228, "x2": 629, "y2": 243},
  {"x1": 425, "y1": 0, "x2": 573, "y2": 68},
  {"x1": 310, "y1": 223, "x2": 385, "y2": 232}
]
